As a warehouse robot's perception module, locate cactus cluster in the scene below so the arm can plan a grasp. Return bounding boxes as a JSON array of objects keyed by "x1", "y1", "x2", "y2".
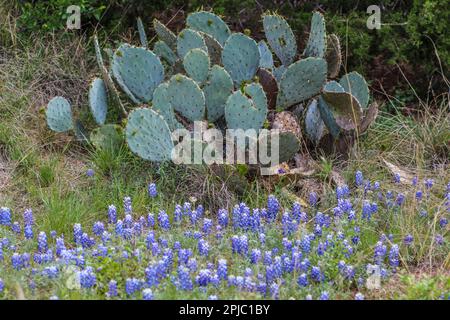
[{"x1": 45, "y1": 10, "x2": 377, "y2": 172}]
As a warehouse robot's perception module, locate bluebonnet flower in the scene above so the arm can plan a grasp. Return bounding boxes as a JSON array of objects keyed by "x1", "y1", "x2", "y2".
[
  {"x1": 267, "y1": 195, "x2": 279, "y2": 221},
  {"x1": 217, "y1": 259, "x2": 228, "y2": 280},
  {"x1": 415, "y1": 190, "x2": 423, "y2": 201},
  {"x1": 147, "y1": 183, "x2": 157, "y2": 198},
  {"x1": 125, "y1": 278, "x2": 142, "y2": 296},
  {"x1": 291, "y1": 202, "x2": 302, "y2": 221},
  {"x1": 309, "y1": 192, "x2": 318, "y2": 206},
  {"x1": 187, "y1": 258, "x2": 198, "y2": 272},
  {"x1": 0, "y1": 207, "x2": 11, "y2": 226},
  {"x1": 11, "y1": 253, "x2": 23, "y2": 270},
  {"x1": 42, "y1": 266, "x2": 59, "y2": 279},
  {"x1": 269, "y1": 283, "x2": 279, "y2": 299},
  {"x1": 311, "y1": 266, "x2": 323, "y2": 282},
  {"x1": 92, "y1": 221, "x2": 105, "y2": 236},
  {"x1": 73, "y1": 223, "x2": 82, "y2": 245},
  {"x1": 319, "y1": 291, "x2": 329, "y2": 300},
  {"x1": 439, "y1": 217, "x2": 448, "y2": 229},
  {"x1": 81, "y1": 233, "x2": 95, "y2": 249},
  {"x1": 239, "y1": 235, "x2": 248, "y2": 255},
  {"x1": 174, "y1": 205, "x2": 182, "y2": 223},
  {"x1": 176, "y1": 266, "x2": 193, "y2": 290},
  {"x1": 147, "y1": 213, "x2": 155, "y2": 227},
  {"x1": 373, "y1": 181, "x2": 380, "y2": 190},
  {"x1": 394, "y1": 173, "x2": 401, "y2": 183},
  {"x1": 108, "y1": 205, "x2": 117, "y2": 224},
  {"x1": 374, "y1": 241, "x2": 387, "y2": 264},
  {"x1": 145, "y1": 265, "x2": 158, "y2": 287},
  {"x1": 123, "y1": 196, "x2": 132, "y2": 214},
  {"x1": 107, "y1": 280, "x2": 118, "y2": 297},
  {"x1": 419, "y1": 210, "x2": 428, "y2": 218},
  {"x1": 198, "y1": 239, "x2": 209, "y2": 257},
  {"x1": 259, "y1": 233, "x2": 266, "y2": 246},
  {"x1": 202, "y1": 218, "x2": 213, "y2": 235},
  {"x1": 24, "y1": 223, "x2": 33, "y2": 239},
  {"x1": 158, "y1": 211, "x2": 170, "y2": 231},
  {"x1": 404, "y1": 234, "x2": 413, "y2": 246},
  {"x1": 424, "y1": 179, "x2": 434, "y2": 189},
  {"x1": 297, "y1": 273, "x2": 308, "y2": 287},
  {"x1": 301, "y1": 235, "x2": 311, "y2": 253},
  {"x1": 142, "y1": 288, "x2": 154, "y2": 300},
  {"x1": 196, "y1": 269, "x2": 212, "y2": 286},
  {"x1": 86, "y1": 168, "x2": 94, "y2": 177},
  {"x1": 362, "y1": 201, "x2": 372, "y2": 220},
  {"x1": 389, "y1": 244, "x2": 399, "y2": 269},
  {"x1": 12, "y1": 222, "x2": 20, "y2": 234},
  {"x1": 355, "y1": 293, "x2": 365, "y2": 300},
  {"x1": 218, "y1": 209, "x2": 228, "y2": 227},
  {"x1": 0, "y1": 279, "x2": 3, "y2": 293},
  {"x1": 79, "y1": 267, "x2": 96, "y2": 289},
  {"x1": 435, "y1": 234, "x2": 444, "y2": 245},
  {"x1": 37, "y1": 232, "x2": 48, "y2": 253},
  {"x1": 23, "y1": 208, "x2": 34, "y2": 226},
  {"x1": 355, "y1": 171, "x2": 363, "y2": 186},
  {"x1": 336, "y1": 184, "x2": 350, "y2": 199},
  {"x1": 249, "y1": 248, "x2": 261, "y2": 264}
]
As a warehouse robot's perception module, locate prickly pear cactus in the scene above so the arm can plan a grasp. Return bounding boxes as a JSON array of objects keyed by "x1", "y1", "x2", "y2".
[
  {"x1": 259, "y1": 130, "x2": 300, "y2": 164},
  {"x1": 177, "y1": 29, "x2": 208, "y2": 59},
  {"x1": 276, "y1": 57, "x2": 327, "y2": 109},
  {"x1": 202, "y1": 33, "x2": 223, "y2": 65},
  {"x1": 262, "y1": 14, "x2": 297, "y2": 66},
  {"x1": 321, "y1": 87, "x2": 362, "y2": 131},
  {"x1": 305, "y1": 99, "x2": 326, "y2": 145},
  {"x1": 153, "y1": 19, "x2": 177, "y2": 50},
  {"x1": 339, "y1": 72, "x2": 370, "y2": 109},
  {"x1": 89, "y1": 78, "x2": 108, "y2": 125},
  {"x1": 126, "y1": 108, "x2": 174, "y2": 161},
  {"x1": 257, "y1": 68, "x2": 278, "y2": 110},
  {"x1": 152, "y1": 82, "x2": 184, "y2": 131},
  {"x1": 153, "y1": 40, "x2": 177, "y2": 66},
  {"x1": 272, "y1": 111, "x2": 301, "y2": 138},
  {"x1": 225, "y1": 83, "x2": 268, "y2": 131},
  {"x1": 203, "y1": 65, "x2": 234, "y2": 122},
  {"x1": 273, "y1": 65, "x2": 286, "y2": 83},
  {"x1": 186, "y1": 11, "x2": 231, "y2": 46},
  {"x1": 258, "y1": 40, "x2": 274, "y2": 70},
  {"x1": 325, "y1": 34, "x2": 341, "y2": 78},
  {"x1": 167, "y1": 74, "x2": 205, "y2": 122},
  {"x1": 90, "y1": 124, "x2": 123, "y2": 152},
  {"x1": 112, "y1": 44, "x2": 164, "y2": 103},
  {"x1": 303, "y1": 11, "x2": 326, "y2": 58},
  {"x1": 222, "y1": 33, "x2": 260, "y2": 85},
  {"x1": 137, "y1": 17, "x2": 148, "y2": 48},
  {"x1": 46, "y1": 96, "x2": 73, "y2": 132},
  {"x1": 183, "y1": 48, "x2": 210, "y2": 84},
  {"x1": 317, "y1": 81, "x2": 344, "y2": 138}
]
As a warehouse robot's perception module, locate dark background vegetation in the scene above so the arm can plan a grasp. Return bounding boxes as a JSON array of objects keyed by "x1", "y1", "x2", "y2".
[{"x1": 3, "y1": 0, "x2": 449, "y2": 104}]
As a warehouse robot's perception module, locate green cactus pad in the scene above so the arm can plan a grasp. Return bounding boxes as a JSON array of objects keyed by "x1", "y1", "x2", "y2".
[
  {"x1": 276, "y1": 57, "x2": 327, "y2": 109},
  {"x1": 177, "y1": 29, "x2": 208, "y2": 59},
  {"x1": 167, "y1": 74, "x2": 205, "y2": 122},
  {"x1": 273, "y1": 65, "x2": 286, "y2": 82},
  {"x1": 222, "y1": 33, "x2": 260, "y2": 85},
  {"x1": 259, "y1": 130, "x2": 300, "y2": 164},
  {"x1": 318, "y1": 96, "x2": 340, "y2": 139},
  {"x1": 93, "y1": 35, "x2": 104, "y2": 71},
  {"x1": 324, "y1": 80, "x2": 345, "y2": 93},
  {"x1": 88, "y1": 78, "x2": 108, "y2": 125},
  {"x1": 112, "y1": 44, "x2": 164, "y2": 103},
  {"x1": 304, "y1": 12, "x2": 327, "y2": 58},
  {"x1": 262, "y1": 14, "x2": 297, "y2": 66},
  {"x1": 225, "y1": 83, "x2": 267, "y2": 131},
  {"x1": 153, "y1": 19, "x2": 177, "y2": 50},
  {"x1": 322, "y1": 89, "x2": 362, "y2": 131},
  {"x1": 258, "y1": 40, "x2": 274, "y2": 70},
  {"x1": 257, "y1": 68, "x2": 278, "y2": 110},
  {"x1": 90, "y1": 124, "x2": 123, "y2": 152},
  {"x1": 153, "y1": 40, "x2": 177, "y2": 66},
  {"x1": 204, "y1": 65, "x2": 234, "y2": 122},
  {"x1": 339, "y1": 71, "x2": 370, "y2": 109},
  {"x1": 325, "y1": 34, "x2": 341, "y2": 78},
  {"x1": 186, "y1": 11, "x2": 231, "y2": 46},
  {"x1": 137, "y1": 17, "x2": 148, "y2": 48},
  {"x1": 152, "y1": 82, "x2": 184, "y2": 131},
  {"x1": 183, "y1": 48, "x2": 210, "y2": 84},
  {"x1": 305, "y1": 99, "x2": 326, "y2": 145},
  {"x1": 202, "y1": 33, "x2": 222, "y2": 65},
  {"x1": 46, "y1": 96, "x2": 73, "y2": 132},
  {"x1": 126, "y1": 108, "x2": 174, "y2": 161}
]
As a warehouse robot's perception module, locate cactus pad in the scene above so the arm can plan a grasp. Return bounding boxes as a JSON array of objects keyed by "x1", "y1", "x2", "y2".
[
  {"x1": 204, "y1": 65, "x2": 234, "y2": 122},
  {"x1": 222, "y1": 33, "x2": 260, "y2": 85},
  {"x1": 177, "y1": 29, "x2": 208, "y2": 59},
  {"x1": 152, "y1": 82, "x2": 184, "y2": 131},
  {"x1": 305, "y1": 99, "x2": 326, "y2": 145},
  {"x1": 183, "y1": 48, "x2": 210, "y2": 84},
  {"x1": 90, "y1": 124, "x2": 123, "y2": 152},
  {"x1": 186, "y1": 11, "x2": 231, "y2": 46},
  {"x1": 321, "y1": 89, "x2": 362, "y2": 131},
  {"x1": 303, "y1": 11, "x2": 326, "y2": 58},
  {"x1": 137, "y1": 17, "x2": 148, "y2": 48},
  {"x1": 112, "y1": 44, "x2": 164, "y2": 103},
  {"x1": 153, "y1": 40, "x2": 177, "y2": 66},
  {"x1": 262, "y1": 14, "x2": 297, "y2": 66},
  {"x1": 339, "y1": 72, "x2": 370, "y2": 109},
  {"x1": 276, "y1": 57, "x2": 327, "y2": 109},
  {"x1": 153, "y1": 19, "x2": 177, "y2": 50},
  {"x1": 202, "y1": 33, "x2": 222, "y2": 65},
  {"x1": 258, "y1": 40, "x2": 274, "y2": 70},
  {"x1": 88, "y1": 78, "x2": 108, "y2": 125},
  {"x1": 325, "y1": 34, "x2": 341, "y2": 78},
  {"x1": 257, "y1": 68, "x2": 278, "y2": 109},
  {"x1": 46, "y1": 96, "x2": 73, "y2": 132},
  {"x1": 225, "y1": 83, "x2": 267, "y2": 131},
  {"x1": 126, "y1": 108, "x2": 174, "y2": 161},
  {"x1": 273, "y1": 65, "x2": 286, "y2": 83},
  {"x1": 167, "y1": 74, "x2": 205, "y2": 122},
  {"x1": 259, "y1": 130, "x2": 300, "y2": 164}
]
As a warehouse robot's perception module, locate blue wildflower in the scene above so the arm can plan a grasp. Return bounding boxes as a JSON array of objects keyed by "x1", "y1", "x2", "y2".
[
  {"x1": 355, "y1": 171, "x2": 363, "y2": 186},
  {"x1": 198, "y1": 239, "x2": 209, "y2": 257},
  {"x1": 142, "y1": 288, "x2": 154, "y2": 300},
  {"x1": 125, "y1": 278, "x2": 142, "y2": 296},
  {"x1": 158, "y1": 210, "x2": 170, "y2": 231},
  {"x1": 267, "y1": 195, "x2": 279, "y2": 221},
  {"x1": 297, "y1": 273, "x2": 308, "y2": 287},
  {"x1": 320, "y1": 291, "x2": 329, "y2": 300},
  {"x1": 309, "y1": 192, "x2": 318, "y2": 206},
  {"x1": 108, "y1": 280, "x2": 118, "y2": 298},
  {"x1": 147, "y1": 183, "x2": 157, "y2": 198},
  {"x1": 404, "y1": 234, "x2": 413, "y2": 246},
  {"x1": 389, "y1": 244, "x2": 399, "y2": 269},
  {"x1": 123, "y1": 196, "x2": 132, "y2": 214},
  {"x1": 79, "y1": 267, "x2": 96, "y2": 289},
  {"x1": 37, "y1": 232, "x2": 48, "y2": 253},
  {"x1": 0, "y1": 207, "x2": 11, "y2": 226},
  {"x1": 86, "y1": 168, "x2": 94, "y2": 177},
  {"x1": 107, "y1": 205, "x2": 117, "y2": 224}
]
